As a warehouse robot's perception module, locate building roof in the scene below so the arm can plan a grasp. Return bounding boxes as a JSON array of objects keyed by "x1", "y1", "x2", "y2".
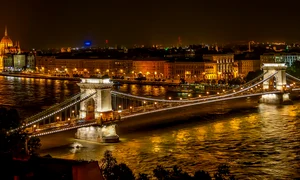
[{"x1": 0, "y1": 26, "x2": 13, "y2": 47}]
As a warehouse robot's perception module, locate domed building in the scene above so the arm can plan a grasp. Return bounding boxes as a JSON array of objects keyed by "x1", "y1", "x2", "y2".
[
  {"x1": 0, "y1": 26, "x2": 13, "y2": 49},
  {"x1": 0, "y1": 26, "x2": 22, "y2": 71}
]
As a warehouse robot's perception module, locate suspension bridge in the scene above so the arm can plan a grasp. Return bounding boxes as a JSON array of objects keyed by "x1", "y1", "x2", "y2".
[{"x1": 11, "y1": 63, "x2": 300, "y2": 146}]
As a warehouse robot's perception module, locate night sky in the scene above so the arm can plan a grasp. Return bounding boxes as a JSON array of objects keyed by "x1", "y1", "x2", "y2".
[{"x1": 1, "y1": 0, "x2": 300, "y2": 48}]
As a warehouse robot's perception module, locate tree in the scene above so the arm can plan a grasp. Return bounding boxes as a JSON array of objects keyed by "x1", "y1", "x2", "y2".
[
  {"x1": 213, "y1": 164, "x2": 235, "y2": 180},
  {"x1": 27, "y1": 136, "x2": 41, "y2": 156},
  {"x1": 286, "y1": 60, "x2": 300, "y2": 78},
  {"x1": 101, "y1": 150, "x2": 118, "y2": 179},
  {"x1": 0, "y1": 107, "x2": 41, "y2": 157},
  {"x1": 245, "y1": 70, "x2": 263, "y2": 82},
  {"x1": 101, "y1": 150, "x2": 135, "y2": 180},
  {"x1": 137, "y1": 173, "x2": 149, "y2": 180},
  {"x1": 0, "y1": 108, "x2": 21, "y2": 130},
  {"x1": 100, "y1": 151, "x2": 236, "y2": 180},
  {"x1": 194, "y1": 170, "x2": 212, "y2": 180}
]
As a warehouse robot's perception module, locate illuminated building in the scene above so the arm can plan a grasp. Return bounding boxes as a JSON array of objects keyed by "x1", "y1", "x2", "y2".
[
  {"x1": 36, "y1": 55, "x2": 223, "y2": 81},
  {"x1": 203, "y1": 54, "x2": 235, "y2": 79},
  {"x1": 237, "y1": 60, "x2": 261, "y2": 77},
  {"x1": 0, "y1": 26, "x2": 22, "y2": 71},
  {"x1": 132, "y1": 58, "x2": 165, "y2": 78},
  {"x1": 167, "y1": 61, "x2": 218, "y2": 81},
  {"x1": 260, "y1": 53, "x2": 300, "y2": 67},
  {"x1": 35, "y1": 56, "x2": 132, "y2": 77}
]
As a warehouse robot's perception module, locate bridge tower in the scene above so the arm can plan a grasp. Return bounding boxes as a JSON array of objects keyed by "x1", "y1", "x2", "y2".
[
  {"x1": 262, "y1": 63, "x2": 287, "y2": 91},
  {"x1": 77, "y1": 78, "x2": 114, "y2": 123},
  {"x1": 261, "y1": 63, "x2": 292, "y2": 104}
]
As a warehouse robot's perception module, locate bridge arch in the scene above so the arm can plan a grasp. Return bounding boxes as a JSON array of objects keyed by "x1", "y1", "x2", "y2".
[
  {"x1": 262, "y1": 63, "x2": 287, "y2": 91},
  {"x1": 77, "y1": 78, "x2": 114, "y2": 122},
  {"x1": 85, "y1": 98, "x2": 95, "y2": 120}
]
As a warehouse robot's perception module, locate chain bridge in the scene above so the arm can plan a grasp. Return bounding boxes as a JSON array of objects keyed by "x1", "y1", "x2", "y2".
[{"x1": 10, "y1": 63, "x2": 300, "y2": 147}]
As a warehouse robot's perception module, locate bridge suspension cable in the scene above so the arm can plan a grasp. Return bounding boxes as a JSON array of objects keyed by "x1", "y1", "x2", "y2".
[
  {"x1": 286, "y1": 73, "x2": 300, "y2": 83},
  {"x1": 121, "y1": 90, "x2": 280, "y2": 119},
  {"x1": 111, "y1": 71, "x2": 278, "y2": 103},
  {"x1": 20, "y1": 91, "x2": 97, "y2": 129},
  {"x1": 24, "y1": 91, "x2": 86, "y2": 124},
  {"x1": 187, "y1": 71, "x2": 268, "y2": 101}
]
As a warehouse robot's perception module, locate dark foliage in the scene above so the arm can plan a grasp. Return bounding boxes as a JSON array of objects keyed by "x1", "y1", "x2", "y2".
[
  {"x1": 101, "y1": 150, "x2": 236, "y2": 180},
  {"x1": 286, "y1": 60, "x2": 300, "y2": 78},
  {"x1": 245, "y1": 70, "x2": 263, "y2": 82},
  {"x1": 0, "y1": 107, "x2": 41, "y2": 157}
]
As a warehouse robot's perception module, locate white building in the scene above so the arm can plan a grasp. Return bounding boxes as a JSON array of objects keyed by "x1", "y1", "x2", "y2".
[{"x1": 260, "y1": 53, "x2": 300, "y2": 67}]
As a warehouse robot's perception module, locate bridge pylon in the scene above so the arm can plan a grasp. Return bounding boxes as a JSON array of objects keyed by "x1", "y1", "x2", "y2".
[
  {"x1": 77, "y1": 78, "x2": 114, "y2": 123},
  {"x1": 261, "y1": 63, "x2": 292, "y2": 104},
  {"x1": 262, "y1": 63, "x2": 287, "y2": 91}
]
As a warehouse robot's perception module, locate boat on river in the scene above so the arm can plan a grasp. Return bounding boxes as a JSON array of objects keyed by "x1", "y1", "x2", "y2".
[
  {"x1": 167, "y1": 84, "x2": 193, "y2": 93},
  {"x1": 102, "y1": 135, "x2": 119, "y2": 143}
]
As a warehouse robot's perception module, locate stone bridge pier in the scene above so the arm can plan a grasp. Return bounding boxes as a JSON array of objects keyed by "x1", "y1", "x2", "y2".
[{"x1": 260, "y1": 63, "x2": 292, "y2": 104}]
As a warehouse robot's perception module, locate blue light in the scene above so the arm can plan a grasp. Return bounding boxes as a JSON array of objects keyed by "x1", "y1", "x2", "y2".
[{"x1": 85, "y1": 41, "x2": 91, "y2": 46}]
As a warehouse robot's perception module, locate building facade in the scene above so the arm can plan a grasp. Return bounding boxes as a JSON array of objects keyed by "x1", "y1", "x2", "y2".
[
  {"x1": 35, "y1": 56, "x2": 133, "y2": 77},
  {"x1": 260, "y1": 53, "x2": 300, "y2": 67},
  {"x1": 237, "y1": 60, "x2": 261, "y2": 77},
  {"x1": 0, "y1": 26, "x2": 23, "y2": 71},
  {"x1": 203, "y1": 54, "x2": 236, "y2": 79},
  {"x1": 36, "y1": 54, "x2": 266, "y2": 82},
  {"x1": 132, "y1": 59, "x2": 165, "y2": 78}
]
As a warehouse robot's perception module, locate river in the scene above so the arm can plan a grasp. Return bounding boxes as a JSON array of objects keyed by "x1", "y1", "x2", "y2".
[{"x1": 0, "y1": 76, "x2": 299, "y2": 179}]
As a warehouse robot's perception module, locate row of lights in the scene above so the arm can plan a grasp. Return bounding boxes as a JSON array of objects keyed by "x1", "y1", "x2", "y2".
[{"x1": 31, "y1": 122, "x2": 97, "y2": 137}]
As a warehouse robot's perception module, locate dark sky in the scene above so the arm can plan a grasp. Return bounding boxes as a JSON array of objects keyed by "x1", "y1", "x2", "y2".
[{"x1": 1, "y1": 0, "x2": 300, "y2": 48}]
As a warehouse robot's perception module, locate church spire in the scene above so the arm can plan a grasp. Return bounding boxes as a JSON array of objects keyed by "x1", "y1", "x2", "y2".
[{"x1": 4, "y1": 25, "x2": 7, "y2": 36}]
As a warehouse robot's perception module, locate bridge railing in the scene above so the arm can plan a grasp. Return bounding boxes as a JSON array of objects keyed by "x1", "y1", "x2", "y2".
[{"x1": 24, "y1": 91, "x2": 86, "y2": 124}]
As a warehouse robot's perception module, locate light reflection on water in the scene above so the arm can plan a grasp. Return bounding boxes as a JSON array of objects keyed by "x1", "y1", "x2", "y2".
[
  {"x1": 44, "y1": 104, "x2": 300, "y2": 179},
  {"x1": 0, "y1": 76, "x2": 300, "y2": 179}
]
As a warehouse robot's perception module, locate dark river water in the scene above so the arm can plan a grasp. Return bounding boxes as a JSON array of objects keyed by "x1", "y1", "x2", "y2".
[{"x1": 0, "y1": 76, "x2": 300, "y2": 179}]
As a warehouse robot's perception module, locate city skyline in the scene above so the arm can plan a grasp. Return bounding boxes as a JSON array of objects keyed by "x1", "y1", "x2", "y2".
[{"x1": 2, "y1": 0, "x2": 300, "y2": 48}]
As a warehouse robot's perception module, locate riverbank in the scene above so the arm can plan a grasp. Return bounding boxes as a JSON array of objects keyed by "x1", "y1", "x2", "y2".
[
  {"x1": 0, "y1": 73, "x2": 231, "y2": 92},
  {"x1": 0, "y1": 72, "x2": 81, "y2": 81},
  {"x1": 0, "y1": 72, "x2": 182, "y2": 86},
  {"x1": 111, "y1": 79, "x2": 180, "y2": 86}
]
